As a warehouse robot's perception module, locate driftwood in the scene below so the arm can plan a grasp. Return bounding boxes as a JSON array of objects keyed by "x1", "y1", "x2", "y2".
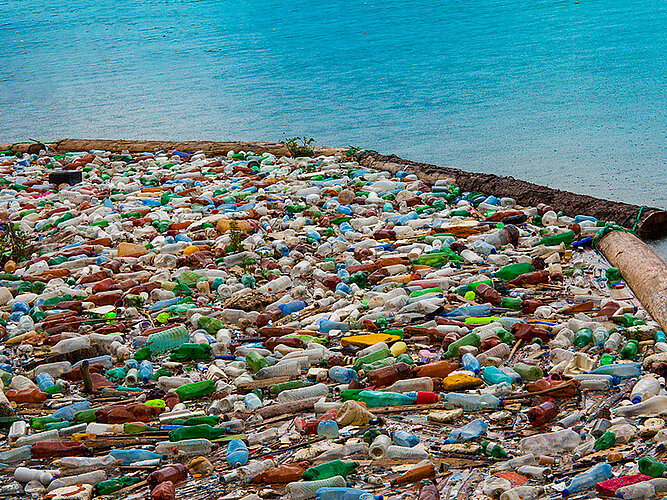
[
  {"x1": 358, "y1": 150, "x2": 666, "y2": 239},
  {"x1": 597, "y1": 230, "x2": 667, "y2": 332}
]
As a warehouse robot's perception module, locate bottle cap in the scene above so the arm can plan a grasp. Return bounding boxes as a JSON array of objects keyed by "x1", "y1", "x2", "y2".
[{"x1": 631, "y1": 396, "x2": 642, "y2": 404}]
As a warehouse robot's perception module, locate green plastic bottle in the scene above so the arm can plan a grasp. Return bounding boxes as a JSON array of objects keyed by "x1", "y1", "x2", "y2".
[
  {"x1": 411, "y1": 249, "x2": 462, "y2": 266},
  {"x1": 360, "y1": 356, "x2": 397, "y2": 374},
  {"x1": 197, "y1": 316, "x2": 224, "y2": 334},
  {"x1": 599, "y1": 353, "x2": 614, "y2": 366},
  {"x1": 95, "y1": 477, "x2": 143, "y2": 495},
  {"x1": 573, "y1": 328, "x2": 593, "y2": 349},
  {"x1": 302, "y1": 460, "x2": 357, "y2": 480},
  {"x1": 621, "y1": 314, "x2": 645, "y2": 327},
  {"x1": 0, "y1": 416, "x2": 22, "y2": 429},
  {"x1": 168, "y1": 424, "x2": 227, "y2": 442},
  {"x1": 353, "y1": 348, "x2": 392, "y2": 371},
  {"x1": 620, "y1": 340, "x2": 639, "y2": 360},
  {"x1": 656, "y1": 331, "x2": 667, "y2": 343},
  {"x1": 513, "y1": 362, "x2": 543, "y2": 382},
  {"x1": 357, "y1": 390, "x2": 416, "y2": 408},
  {"x1": 639, "y1": 457, "x2": 667, "y2": 477},
  {"x1": 481, "y1": 440, "x2": 508, "y2": 458},
  {"x1": 496, "y1": 329, "x2": 515, "y2": 346},
  {"x1": 174, "y1": 380, "x2": 215, "y2": 400},
  {"x1": 594, "y1": 431, "x2": 616, "y2": 451},
  {"x1": 494, "y1": 262, "x2": 535, "y2": 281},
  {"x1": 245, "y1": 351, "x2": 270, "y2": 373},
  {"x1": 30, "y1": 416, "x2": 61, "y2": 429},
  {"x1": 444, "y1": 333, "x2": 481, "y2": 358},
  {"x1": 268, "y1": 380, "x2": 312, "y2": 396},
  {"x1": 538, "y1": 231, "x2": 575, "y2": 246},
  {"x1": 500, "y1": 297, "x2": 523, "y2": 310},
  {"x1": 410, "y1": 287, "x2": 442, "y2": 298},
  {"x1": 74, "y1": 409, "x2": 98, "y2": 423},
  {"x1": 169, "y1": 343, "x2": 212, "y2": 362},
  {"x1": 455, "y1": 279, "x2": 492, "y2": 295},
  {"x1": 171, "y1": 416, "x2": 220, "y2": 426},
  {"x1": 45, "y1": 421, "x2": 72, "y2": 431},
  {"x1": 124, "y1": 422, "x2": 157, "y2": 434}
]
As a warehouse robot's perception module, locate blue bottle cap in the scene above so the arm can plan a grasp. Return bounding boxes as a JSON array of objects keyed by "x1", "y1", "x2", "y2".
[{"x1": 632, "y1": 396, "x2": 642, "y2": 404}]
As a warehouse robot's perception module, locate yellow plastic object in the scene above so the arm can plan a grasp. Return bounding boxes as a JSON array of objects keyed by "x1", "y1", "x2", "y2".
[
  {"x1": 464, "y1": 291, "x2": 476, "y2": 301},
  {"x1": 390, "y1": 341, "x2": 407, "y2": 356},
  {"x1": 145, "y1": 399, "x2": 167, "y2": 407},
  {"x1": 340, "y1": 334, "x2": 402, "y2": 347},
  {"x1": 183, "y1": 245, "x2": 208, "y2": 255},
  {"x1": 464, "y1": 316, "x2": 501, "y2": 325},
  {"x1": 440, "y1": 373, "x2": 484, "y2": 391},
  {"x1": 71, "y1": 432, "x2": 97, "y2": 441},
  {"x1": 216, "y1": 219, "x2": 253, "y2": 233}
]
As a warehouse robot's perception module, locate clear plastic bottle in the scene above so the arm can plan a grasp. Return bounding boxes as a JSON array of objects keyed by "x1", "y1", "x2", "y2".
[
  {"x1": 47, "y1": 470, "x2": 106, "y2": 491},
  {"x1": 14, "y1": 467, "x2": 56, "y2": 485},
  {"x1": 499, "y1": 486, "x2": 544, "y2": 500},
  {"x1": 226, "y1": 439, "x2": 249, "y2": 467},
  {"x1": 613, "y1": 395, "x2": 667, "y2": 417},
  {"x1": 255, "y1": 360, "x2": 301, "y2": 380},
  {"x1": 57, "y1": 455, "x2": 120, "y2": 474},
  {"x1": 444, "y1": 393, "x2": 501, "y2": 411},
  {"x1": 247, "y1": 428, "x2": 279, "y2": 445},
  {"x1": 385, "y1": 445, "x2": 428, "y2": 460},
  {"x1": 316, "y1": 443, "x2": 369, "y2": 461},
  {"x1": 51, "y1": 335, "x2": 91, "y2": 354},
  {"x1": 604, "y1": 331, "x2": 623, "y2": 352},
  {"x1": 0, "y1": 445, "x2": 32, "y2": 464},
  {"x1": 369, "y1": 435, "x2": 392, "y2": 459},
  {"x1": 630, "y1": 376, "x2": 661, "y2": 403},
  {"x1": 589, "y1": 362, "x2": 642, "y2": 379},
  {"x1": 277, "y1": 383, "x2": 329, "y2": 403},
  {"x1": 519, "y1": 429, "x2": 581, "y2": 455},
  {"x1": 286, "y1": 475, "x2": 346, "y2": 500},
  {"x1": 154, "y1": 439, "x2": 212, "y2": 457},
  {"x1": 444, "y1": 418, "x2": 487, "y2": 444},
  {"x1": 385, "y1": 377, "x2": 434, "y2": 393}
]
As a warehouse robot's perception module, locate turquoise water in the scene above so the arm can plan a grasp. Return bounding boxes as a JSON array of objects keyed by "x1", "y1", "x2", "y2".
[{"x1": 1, "y1": 1, "x2": 665, "y2": 208}]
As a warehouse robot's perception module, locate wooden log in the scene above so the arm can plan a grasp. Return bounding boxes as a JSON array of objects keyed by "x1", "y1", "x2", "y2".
[
  {"x1": 597, "y1": 230, "x2": 667, "y2": 333},
  {"x1": 358, "y1": 151, "x2": 667, "y2": 238}
]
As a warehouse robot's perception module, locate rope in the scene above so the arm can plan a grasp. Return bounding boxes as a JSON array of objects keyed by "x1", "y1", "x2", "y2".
[{"x1": 593, "y1": 205, "x2": 652, "y2": 247}]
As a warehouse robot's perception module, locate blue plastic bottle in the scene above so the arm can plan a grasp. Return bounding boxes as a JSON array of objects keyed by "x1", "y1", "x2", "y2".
[
  {"x1": 391, "y1": 430, "x2": 420, "y2": 447},
  {"x1": 317, "y1": 420, "x2": 339, "y2": 439},
  {"x1": 462, "y1": 353, "x2": 480, "y2": 375},
  {"x1": 589, "y1": 362, "x2": 642, "y2": 379},
  {"x1": 483, "y1": 366, "x2": 514, "y2": 386},
  {"x1": 319, "y1": 319, "x2": 350, "y2": 334},
  {"x1": 35, "y1": 373, "x2": 55, "y2": 392},
  {"x1": 139, "y1": 360, "x2": 153, "y2": 383},
  {"x1": 277, "y1": 301, "x2": 308, "y2": 316},
  {"x1": 562, "y1": 463, "x2": 612, "y2": 496},
  {"x1": 109, "y1": 449, "x2": 167, "y2": 465},
  {"x1": 51, "y1": 401, "x2": 92, "y2": 421},
  {"x1": 328, "y1": 366, "x2": 358, "y2": 384},
  {"x1": 444, "y1": 304, "x2": 491, "y2": 319},
  {"x1": 316, "y1": 487, "x2": 382, "y2": 500},
  {"x1": 444, "y1": 418, "x2": 488, "y2": 444},
  {"x1": 226, "y1": 439, "x2": 249, "y2": 467}
]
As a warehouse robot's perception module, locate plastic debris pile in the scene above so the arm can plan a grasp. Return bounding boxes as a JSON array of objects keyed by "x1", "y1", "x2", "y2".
[{"x1": 0, "y1": 146, "x2": 665, "y2": 500}]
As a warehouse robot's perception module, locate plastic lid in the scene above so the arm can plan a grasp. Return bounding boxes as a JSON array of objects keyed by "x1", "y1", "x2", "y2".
[
  {"x1": 562, "y1": 488, "x2": 570, "y2": 497},
  {"x1": 632, "y1": 396, "x2": 642, "y2": 404}
]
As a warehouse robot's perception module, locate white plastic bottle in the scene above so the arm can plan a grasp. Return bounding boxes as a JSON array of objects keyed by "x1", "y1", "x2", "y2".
[
  {"x1": 369, "y1": 435, "x2": 392, "y2": 459},
  {"x1": 519, "y1": 429, "x2": 581, "y2": 455},
  {"x1": 276, "y1": 383, "x2": 328, "y2": 403}
]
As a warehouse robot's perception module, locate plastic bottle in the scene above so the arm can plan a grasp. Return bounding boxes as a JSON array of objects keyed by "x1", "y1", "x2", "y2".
[
  {"x1": 462, "y1": 353, "x2": 480, "y2": 374},
  {"x1": 147, "y1": 464, "x2": 188, "y2": 489},
  {"x1": 51, "y1": 401, "x2": 93, "y2": 421},
  {"x1": 369, "y1": 435, "x2": 392, "y2": 459},
  {"x1": 226, "y1": 439, "x2": 249, "y2": 467},
  {"x1": 613, "y1": 396, "x2": 667, "y2": 417},
  {"x1": 444, "y1": 393, "x2": 501, "y2": 411},
  {"x1": 386, "y1": 446, "x2": 428, "y2": 460},
  {"x1": 519, "y1": 429, "x2": 581, "y2": 455},
  {"x1": 145, "y1": 325, "x2": 190, "y2": 353},
  {"x1": 527, "y1": 402, "x2": 558, "y2": 427},
  {"x1": 315, "y1": 487, "x2": 381, "y2": 500},
  {"x1": 589, "y1": 362, "x2": 642, "y2": 379},
  {"x1": 638, "y1": 457, "x2": 667, "y2": 477},
  {"x1": 444, "y1": 418, "x2": 487, "y2": 444},
  {"x1": 562, "y1": 463, "x2": 612, "y2": 496},
  {"x1": 245, "y1": 351, "x2": 270, "y2": 373},
  {"x1": 14, "y1": 467, "x2": 56, "y2": 485},
  {"x1": 328, "y1": 366, "x2": 359, "y2": 384},
  {"x1": 357, "y1": 390, "x2": 415, "y2": 407},
  {"x1": 318, "y1": 420, "x2": 339, "y2": 439},
  {"x1": 392, "y1": 430, "x2": 420, "y2": 447},
  {"x1": 630, "y1": 376, "x2": 661, "y2": 403},
  {"x1": 302, "y1": 460, "x2": 357, "y2": 481},
  {"x1": 47, "y1": 470, "x2": 107, "y2": 492},
  {"x1": 286, "y1": 476, "x2": 347, "y2": 500},
  {"x1": 277, "y1": 383, "x2": 329, "y2": 403}
]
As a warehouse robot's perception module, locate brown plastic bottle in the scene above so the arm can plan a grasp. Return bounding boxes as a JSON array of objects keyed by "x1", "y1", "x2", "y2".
[
  {"x1": 92, "y1": 277, "x2": 117, "y2": 293},
  {"x1": 368, "y1": 268, "x2": 390, "y2": 285},
  {"x1": 527, "y1": 401, "x2": 559, "y2": 427},
  {"x1": 479, "y1": 335, "x2": 502, "y2": 351},
  {"x1": 147, "y1": 464, "x2": 188, "y2": 490},
  {"x1": 511, "y1": 323, "x2": 551, "y2": 342},
  {"x1": 474, "y1": 283, "x2": 501, "y2": 305},
  {"x1": 151, "y1": 481, "x2": 175, "y2": 500},
  {"x1": 264, "y1": 336, "x2": 306, "y2": 350},
  {"x1": 413, "y1": 360, "x2": 459, "y2": 379},
  {"x1": 96, "y1": 403, "x2": 163, "y2": 423},
  {"x1": 6, "y1": 388, "x2": 48, "y2": 403},
  {"x1": 373, "y1": 229, "x2": 396, "y2": 240},
  {"x1": 392, "y1": 463, "x2": 436, "y2": 485},
  {"x1": 509, "y1": 270, "x2": 549, "y2": 286},
  {"x1": 257, "y1": 326, "x2": 296, "y2": 338},
  {"x1": 256, "y1": 309, "x2": 284, "y2": 328},
  {"x1": 522, "y1": 299, "x2": 545, "y2": 313},
  {"x1": 87, "y1": 290, "x2": 123, "y2": 306},
  {"x1": 31, "y1": 441, "x2": 90, "y2": 459},
  {"x1": 252, "y1": 462, "x2": 310, "y2": 484},
  {"x1": 562, "y1": 301, "x2": 595, "y2": 314},
  {"x1": 367, "y1": 362, "x2": 412, "y2": 387},
  {"x1": 322, "y1": 275, "x2": 342, "y2": 290},
  {"x1": 596, "y1": 301, "x2": 621, "y2": 318}
]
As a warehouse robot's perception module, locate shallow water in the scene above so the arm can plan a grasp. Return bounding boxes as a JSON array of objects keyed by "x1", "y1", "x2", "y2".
[{"x1": 1, "y1": 0, "x2": 665, "y2": 253}]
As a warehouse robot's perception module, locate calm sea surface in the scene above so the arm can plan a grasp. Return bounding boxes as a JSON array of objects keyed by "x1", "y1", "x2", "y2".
[{"x1": 1, "y1": 0, "x2": 665, "y2": 253}]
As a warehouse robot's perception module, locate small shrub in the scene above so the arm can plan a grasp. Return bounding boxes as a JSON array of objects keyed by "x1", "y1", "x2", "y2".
[{"x1": 280, "y1": 136, "x2": 315, "y2": 158}]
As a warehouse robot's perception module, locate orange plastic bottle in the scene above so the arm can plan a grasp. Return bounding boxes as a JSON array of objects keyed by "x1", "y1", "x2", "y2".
[
  {"x1": 392, "y1": 463, "x2": 436, "y2": 485},
  {"x1": 147, "y1": 464, "x2": 188, "y2": 490},
  {"x1": 6, "y1": 388, "x2": 48, "y2": 404},
  {"x1": 252, "y1": 462, "x2": 310, "y2": 484},
  {"x1": 413, "y1": 360, "x2": 459, "y2": 379},
  {"x1": 151, "y1": 481, "x2": 175, "y2": 500}
]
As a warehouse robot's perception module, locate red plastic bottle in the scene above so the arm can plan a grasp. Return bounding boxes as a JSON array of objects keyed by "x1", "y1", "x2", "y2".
[
  {"x1": 31, "y1": 441, "x2": 90, "y2": 459},
  {"x1": 6, "y1": 388, "x2": 48, "y2": 404},
  {"x1": 151, "y1": 481, "x2": 175, "y2": 500},
  {"x1": 366, "y1": 362, "x2": 412, "y2": 387}
]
